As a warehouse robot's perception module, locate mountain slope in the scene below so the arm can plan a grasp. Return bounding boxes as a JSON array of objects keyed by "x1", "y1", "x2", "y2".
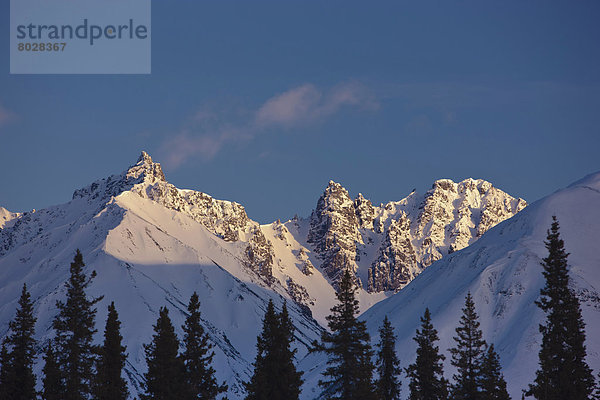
[
  {"x1": 0, "y1": 151, "x2": 528, "y2": 398},
  {"x1": 360, "y1": 171, "x2": 600, "y2": 399},
  {"x1": 0, "y1": 153, "x2": 325, "y2": 398}
]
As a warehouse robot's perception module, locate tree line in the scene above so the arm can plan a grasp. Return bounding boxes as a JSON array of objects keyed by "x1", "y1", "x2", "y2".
[
  {"x1": 251, "y1": 267, "x2": 511, "y2": 400},
  {"x1": 0, "y1": 250, "x2": 226, "y2": 400},
  {"x1": 244, "y1": 217, "x2": 598, "y2": 400},
  {"x1": 0, "y1": 217, "x2": 597, "y2": 399}
]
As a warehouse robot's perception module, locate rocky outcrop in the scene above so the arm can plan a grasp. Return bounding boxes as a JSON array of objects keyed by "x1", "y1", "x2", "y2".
[
  {"x1": 272, "y1": 219, "x2": 288, "y2": 240},
  {"x1": 368, "y1": 213, "x2": 419, "y2": 292},
  {"x1": 354, "y1": 193, "x2": 375, "y2": 230},
  {"x1": 295, "y1": 248, "x2": 314, "y2": 276},
  {"x1": 286, "y1": 278, "x2": 315, "y2": 316},
  {"x1": 141, "y1": 186, "x2": 250, "y2": 242},
  {"x1": 0, "y1": 207, "x2": 20, "y2": 230},
  {"x1": 307, "y1": 181, "x2": 361, "y2": 288},
  {"x1": 367, "y1": 178, "x2": 527, "y2": 292},
  {"x1": 243, "y1": 227, "x2": 275, "y2": 285},
  {"x1": 304, "y1": 178, "x2": 526, "y2": 293}
]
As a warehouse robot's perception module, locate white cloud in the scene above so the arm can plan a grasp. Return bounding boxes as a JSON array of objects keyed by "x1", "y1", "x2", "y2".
[
  {"x1": 160, "y1": 126, "x2": 248, "y2": 168},
  {"x1": 255, "y1": 82, "x2": 377, "y2": 128},
  {"x1": 255, "y1": 84, "x2": 322, "y2": 127},
  {"x1": 160, "y1": 82, "x2": 378, "y2": 168},
  {"x1": 161, "y1": 132, "x2": 224, "y2": 168},
  {"x1": 324, "y1": 82, "x2": 378, "y2": 113}
]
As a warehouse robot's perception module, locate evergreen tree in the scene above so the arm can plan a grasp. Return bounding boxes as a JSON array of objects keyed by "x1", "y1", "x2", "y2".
[
  {"x1": 273, "y1": 302, "x2": 303, "y2": 400},
  {"x1": 449, "y1": 292, "x2": 486, "y2": 400},
  {"x1": 375, "y1": 316, "x2": 401, "y2": 400},
  {"x1": 181, "y1": 292, "x2": 227, "y2": 400},
  {"x1": 41, "y1": 343, "x2": 64, "y2": 400},
  {"x1": 314, "y1": 269, "x2": 375, "y2": 400},
  {"x1": 142, "y1": 306, "x2": 185, "y2": 400},
  {"x1": 245, "y1": 300, "x2": 302, "y2": 400},
  {"x1": 93, "y1": 302, "x2": 129, "y2": 400},
  {"x1": 0, "y1": 341, "x2": 10, "y2": 399},
  {"x1": 527, "y1": 217, "x2": 594, "y2": 399},
  {"x1": 2, "y1": 283, "x2": 38, "y2": 400},
  {"x1": 479, "y1": 344, "x2": 509, "y2": 400},
  {"x1": 245, "y1": 300, "x2": 278, "y2": 400},
  {"x1": 405, "y1": 308, "x2": 448, "y2": 400},
  {"x1": 52, "y1": 249, "x2": 102, "y2": 400}
]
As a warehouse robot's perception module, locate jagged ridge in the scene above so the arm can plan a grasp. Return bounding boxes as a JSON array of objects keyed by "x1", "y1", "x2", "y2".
[{"x1": 306, "y1": 178, "x2": 526, "y2": 293}]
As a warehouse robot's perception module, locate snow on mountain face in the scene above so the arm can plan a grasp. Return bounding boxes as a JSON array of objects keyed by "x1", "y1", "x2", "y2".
[
  {"x1": 0, "y1": 151, "x2": 528, "y2": 399},
  {"x1": 71, "y1": 152, "x2": 279, "y2": 288},
  {"x1": 360, "y1": 171, "x2": 600, "y2": 400},
  {"x1": 305, "y1": 178, "x2": 525, "y2": 293},
  {"x1": 0, "y1": 153, "x2": 326, "y2": 398},
  {"x1": 74, "y1": 152, "x2": 251, "y2": 242}
]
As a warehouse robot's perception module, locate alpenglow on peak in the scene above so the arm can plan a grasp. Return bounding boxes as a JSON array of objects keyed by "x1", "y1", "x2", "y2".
[
  {"x1": 72, "y1": 151, "x2": 166, "y2": 201},
  {"x1": 126, "y1": 151, "x2": 166, "y2": 183},
  {"x1": 306, "y1": 177, "x2": 527, "y2": 292}
]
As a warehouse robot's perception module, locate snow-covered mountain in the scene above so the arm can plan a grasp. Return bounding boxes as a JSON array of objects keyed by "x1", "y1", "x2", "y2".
[
  {"x1": 305, "y1": 178, "x2": 526, "y2": 293},
  {"x1": 0, "y1": 151, "x2": 527, "y2": 398},
  {"x1": 0, "y1": 153, "x2": 326, "y2": 397},
  {"x1": 357, "y1": 171, "x2": 600, "y2": 399}
]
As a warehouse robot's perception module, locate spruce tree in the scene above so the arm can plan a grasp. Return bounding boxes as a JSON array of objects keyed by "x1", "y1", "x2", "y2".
[
  {"x1": 527, "y1": 217, "x2": 594, "y2": 399},
  {"x1": 41, "y1": 343, "x2": 64, "y2": 400},
  {"x1": 2, "y1": 283, "x2": 38, "y2": 400},
  {"x1": 181, "y1": 292, "x2": 227, "y2": 400},
  {"x1": 375, "y1": 316, "x2": 402, "y2": 400},
  {"x1": 52, "y1": 249, "x2": 102, "y2": 400},
  {"x1": 479, "y1": 344, "x2": 509, "y2": 400},
  {"x1": 405, "y1": 308, "x2": 448, "y2": 400},
  {"x1": 314, "y1": 269, "x2": 375, "y2": 400},
  {"x1": 449, "y1": 292, "x2": 486, "y2": 400},
  {"x1": 93, "y1": 302, "x2": 128, "y2": 400},
  {"x1": 245, "y1": 300, "x2": 302, "y2": 400},
  {"x1": 0, "y1": 341, "x2": 10, "y2": 399},
  {"x1": 142, "y1": 306, "x2": 185, "y2": 400},
  {"x1": 245, "y1": 300, "x2": 278, "y2": 400},
  {"x1": 273, "y1": 302, "x2": 303, "y2": 400}
]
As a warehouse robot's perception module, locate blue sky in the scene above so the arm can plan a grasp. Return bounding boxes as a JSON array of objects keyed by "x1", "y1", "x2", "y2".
[{"x1": 1, "y1": 1, "x2": 599, "y2": 223}]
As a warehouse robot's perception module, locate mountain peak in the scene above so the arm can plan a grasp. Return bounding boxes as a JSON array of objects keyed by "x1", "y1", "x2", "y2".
[
  {"x1": 127, "y1": 151, "x2": 166, "y2": 183},
  {"x1": 0, "y1": 206, "x2": 20, "y2": 229},
  {"x1": 137, "y1": 150, "x2": 153, "y2": 164},
  {"x1": 73, "y1": 151, "x2": 166, "y2": 201},
  {"x1": 355, "y1": 192, "x2": 367, "y2": 202},
  {"x1": 317, "y1": 180, "x2": 353, "y2": 210},
  {"x1": 431, "y1": 178, "x2": 457, "y2": 192},
  {"x1": 326, "y1": 180, "x2": 344, "y2": 190},
  {"x1": 308, "y1": 179, "x2": 362, "y2": 288}
]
